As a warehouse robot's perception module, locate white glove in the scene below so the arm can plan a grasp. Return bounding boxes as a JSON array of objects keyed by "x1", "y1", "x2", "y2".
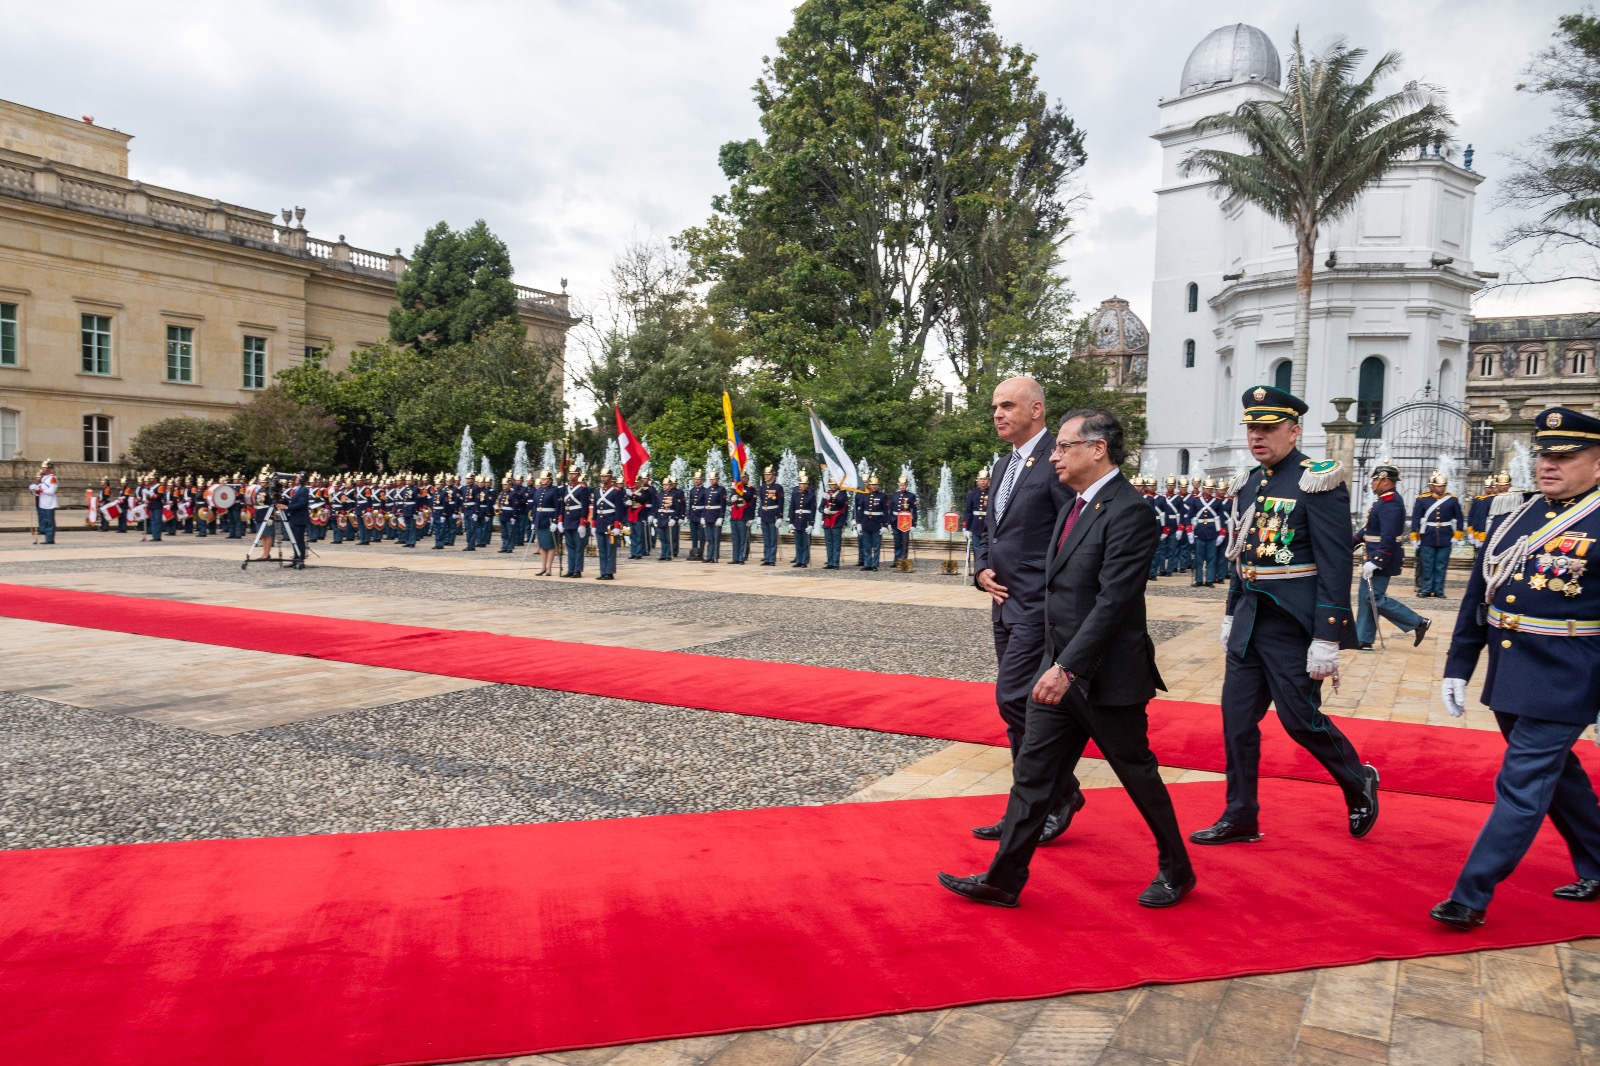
[
  {"x1": 1188, "y1": 531, "x2": 1195, "y2": 543},
  {"x1": 1361, "y1": 560, "x2": 1378, "y2": 582},
  {"x1": 1307, "y1": 639, "x2": 1340, "y2": 681},
  {"x1": 578, "y1": 525, "x2": 588, "y2": 540},
  {"x1": 1220, "y1": 615, "x2": 1232, "y2": 651},
  {"x1": 1441, "y1": 677, "x2": 1467, "y2": 718},
  {"x1": 671, "y1": 520, "x2": 679, "y2": 528}
]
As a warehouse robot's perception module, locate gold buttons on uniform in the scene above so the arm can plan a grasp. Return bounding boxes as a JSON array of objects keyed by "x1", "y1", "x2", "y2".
[
  {"x1": 1328, "y1": 616, "x2": 1337, "y2": 624},
  {"x1": 1506, "y1": 595, "x2": 1516, "y2": 604},
  {"x1": 1501, "y1": 639, "x2": 1512, "y2": 648},
  {"x1": 1513, "y1": 573, "x2": 1524, "y2": 581},
  {"x1": 1546, "y1": 511, "x2": 1558, "y2": 519}
]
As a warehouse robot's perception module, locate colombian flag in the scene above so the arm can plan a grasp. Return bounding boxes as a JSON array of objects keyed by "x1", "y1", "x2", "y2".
[{"x1": 722, "y1": 391, "x2": 747, "y2": 483}]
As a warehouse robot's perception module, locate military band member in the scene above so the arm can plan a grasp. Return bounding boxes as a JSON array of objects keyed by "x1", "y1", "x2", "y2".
[
  {"x1": 758, "y1": 467, "x2": 785, "y2": 566},
  {"x1": 399, "y1": 474, "x2": 420, "y2": 548},
  {"x1": 1411, "y1": 473, "x2": 1463, "y2": 597},
  {"x1": 687, "y1": 472, "x2": 707, "y2": 561},
  {"x1": 1190, "y1": 478, "x2": 1227, "y2": 587},
  {"x1": 1431, "y1": 406, "x2": 1600, "y2": 929},
  {"x1": 856, "y1": 476, "x2": 889, "y2": 570},
  {"x1": 728, "y1": 476, "x2": 753, "y2": 564},
  {"x1": 1193, "y1": 385, "x2": 1380, "y2": 847},
  {"x1": 146, "y1": 473, "x2": 169, "y2": 543},
  {"x1": 561, "y1": 469, "x2": 592, "y2": 576},
  {"x1": 789, "y1": 471, "x2": 817, "y2": 568},
  {"x1": 891, "y1": 476, "x2": 920, "y2": 570},
  {"x1": 820, "y1": 475, "x2": 849, "y2": 569},
  {"x1": 28, "y1": 459, "x2": 58, "y2": 544},
  {"x1": 656, "y1": 475, "x2": 685, "y2": 560},
  {"x1": 593, "y1": 468, "x2": 625, "y2": 579},
  {"x1": 962, "y1": 468, "x2": 990, "y2": 543},
  {"x1": 1354, "y1": 464, "x2": 1430, "y2": 649}
]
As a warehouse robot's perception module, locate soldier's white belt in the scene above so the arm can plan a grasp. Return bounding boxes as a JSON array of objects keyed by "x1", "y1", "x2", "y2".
[
  {"x1": 1363, "y1": 534, "x2": 1383, "y2": 542},
  {"x1": 1488, "y1": 607, "x2": 1600, "y2": 637},
  {"x1": 1240, "y1": 563, "x2": 1318, "y2": 581}
]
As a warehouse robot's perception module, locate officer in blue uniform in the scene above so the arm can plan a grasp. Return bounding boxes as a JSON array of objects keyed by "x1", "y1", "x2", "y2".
[
  {"x1": 627, "y1": 476, "x2": 657, "y2": 559},
  {"x1": 527, "y1": 470, "x2": 560, "y2": 575},
  {"x1": 1175, "y1": 479, "x2": 1197, "y2": 572},
  {"x1": 561, "y1": 469, "x2": 592, "y2": 576},
  {"x1": 702, "y1": 472, "x2": 728, "y2": 563},
  {"x1": 1411, "y1": 473, "x2": 1463, "y2": 596},
  {"x1": 1465, "y1": 476, "x2": 1495, "y2": 556},
  {"x1": 1192, "y1": 385, "x2": 1381, "y2": 846},
  {"x1": 1189, "y1": 479, "x2": 1228, "y2": 587},
  {"x1": 1155, "y1": 477, "x2": 1181, "y2": 577},
  {"x1": 687, "y1": 472, "x2": 707, "y2": 561},
  {"x1": 891, "y1": 476, "x2": 920, "y2": 570},
  {"x1": 1431, "y1": 406, "x2": 1600, "y2": 929},
  {"x1": 820, "y1": 475, "x2": 849, "y2": 568},
  {"x1": 592, "y1": 468, "x2": 625, "y2": 580},
  {"x1": 396, "y1": 475, "x2": 418, "y2": 548},
  {"x1": 728, "y1": 476, "x2": 753, "y2": 563},
  {"x1": 856, "y1": 476, "x2": 889, "y2": 571},
  {"x1": 656, "y1": 476, "x2": 685, "y2": 560},
  {"x1": 1354, "y1": 463, "x2": 1431, "y2": 649},
  {"x1": 962, "y1": 468, "x2": 990, "y2": 574},
  {"x1": 757, "y1": 467, "x2": 785, "y2": 566},
  {"x1": 496, "y1": 477, "x2": 520, "y2": 553},
  {"x1": 789, "y1": 471, "x2": 817, "y2": 567}
]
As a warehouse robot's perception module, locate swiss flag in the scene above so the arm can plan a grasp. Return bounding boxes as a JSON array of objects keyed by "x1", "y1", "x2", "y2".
[{"x1": 615, "y1": 406, "x2": 649, "y2": 489}]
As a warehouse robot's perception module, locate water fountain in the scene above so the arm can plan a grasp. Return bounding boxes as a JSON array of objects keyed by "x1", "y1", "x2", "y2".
[
  {"x1": 540, "y1": 442, "x2": 558, "y2": 475},
  {"x1": 639, "y1": 437, "x2": 653, "y2": 479},
  {"x1": 572, "y1": 452, "x2": 588, "y2": 476},
  {"x1": 512, "y1": 441, "x2": 530, "y2": 480},
  {"x1": 478, "y1": 455, "x2": 493, "y2": 482},
  {"x1": 669, "y1": 455, "x2": 689, "y2": 485},
  {"x1": 603, "y1": 439, "x2": 620, "y2": 475},
  {"x1": 932, "y1": 463, "x2": 954, "y2": 537},
  {"x1": 856, "y1": 457, "x2": 872, "y2": 489},
  {"x1": 456, "y1": 426, "x2": 475, "y2": 480},
  {"x1": 777, "y1": 449, "x2": 799, "y2": 498},
  {"x1": 705, "y1": 448, "x2": 726, "y2": 483},
  {"x1": 1509, "y1": 442, "x2": 1534, "y2": 491}
]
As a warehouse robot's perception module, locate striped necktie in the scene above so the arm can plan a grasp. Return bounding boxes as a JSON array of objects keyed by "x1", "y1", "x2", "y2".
[{"x1": 993, "y1": 449, "x2": 1024, "y2": 527}]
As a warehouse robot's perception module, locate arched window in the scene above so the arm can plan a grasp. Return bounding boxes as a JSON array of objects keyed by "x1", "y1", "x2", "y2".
[
  {"x1": 1525, "y1": 348, "x2": 1541, "y2": 375},
  {"x1": 1438, "y1": 358, "x2": 1457, "y2": 402},
  {"x1": 1184, "y1": 339, "x2": 1196, "y2": 367},
  {"x1": 1477, "y1": 349, "x2": 1496, "y2": 377},
  {"x1": 1272, "y1": 359, "x2": 1292, "y2": 393},
  {"x1": 1178, "y1": 448, "x2": 1191, "y2": 475},
  {"x1": 1573, "y1": 348, "x2": 1590, "y2": 375},
  {"x1": 1357, "y1": 356, "x2": 1385, "y2": 440},
  {"x1": 1186, "y1": 283, "x2": 1199, "y2": 313}
]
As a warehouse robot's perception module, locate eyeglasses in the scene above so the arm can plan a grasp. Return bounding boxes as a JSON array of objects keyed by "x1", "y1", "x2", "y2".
[{"x1": 1052, "y1": 439, "x2": 1096, "y2": 454}]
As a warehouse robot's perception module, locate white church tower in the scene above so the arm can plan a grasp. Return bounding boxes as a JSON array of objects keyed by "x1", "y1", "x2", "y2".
[{"x1": 1144, "y1": 24, "x2": 1486, "y2": 481}]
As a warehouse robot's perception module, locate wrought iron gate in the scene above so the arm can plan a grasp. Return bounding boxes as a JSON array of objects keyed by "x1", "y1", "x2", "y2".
[{"x1": 1351, "y1": 395, "x2": 1487, "y2": 516}]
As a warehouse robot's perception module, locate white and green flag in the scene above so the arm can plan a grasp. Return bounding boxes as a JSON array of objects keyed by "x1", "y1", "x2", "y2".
[{"x1": 808, "y1": 407, "x2": 862, "y2": 492}]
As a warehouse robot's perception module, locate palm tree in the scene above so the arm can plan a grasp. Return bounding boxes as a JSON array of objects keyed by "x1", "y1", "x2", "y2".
[{"x1": 1179, "y1": 32, "x2": 1452, "y2": 398}]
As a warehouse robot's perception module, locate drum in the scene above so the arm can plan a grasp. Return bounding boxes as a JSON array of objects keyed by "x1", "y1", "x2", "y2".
[
  {"x1": 210, "y1": 483, "x2": 238, "y2": 511},
  {"x1": 198, "y1": 506, "x2": 215, "y2": 523},
  {"x1": 336, "y1": 512, "x2": 350, "y2": 530}
]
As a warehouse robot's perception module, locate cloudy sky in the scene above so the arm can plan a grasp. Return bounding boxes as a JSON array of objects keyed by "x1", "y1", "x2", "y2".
[{"x1": 3, "y1": 0, "x2": 1584, "y2": 384}]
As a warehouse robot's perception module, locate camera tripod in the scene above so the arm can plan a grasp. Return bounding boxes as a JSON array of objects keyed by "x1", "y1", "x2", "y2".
[{"x1": 241, "y1": 509, "x2": 309, "y2": 571}]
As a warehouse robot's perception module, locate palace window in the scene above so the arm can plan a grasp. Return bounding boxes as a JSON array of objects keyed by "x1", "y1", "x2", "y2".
[
  {"x1": 1357, "y1": 356, "x2": 1385, "y2": 439},
  {"x1": 1478, "y1": 349, "x2": 1496, "y2": 377},
  {"x1": 1273, "y1": 359, "x2": 1292, "y2": 393},
  {"x1": 82, "y1": 414, "x2": 111, "y2": 463},
  {"x1": 1524, "y1": 348, "x2": 1541, "y2": 376},
  {"x1": 1184, "y1": 339, "x2": 1196, "y2": 367},
  {"x1": 0, "y1": 409, "x2": 16, "y2": 459},
  {"x1": 242, "y1": 335, "x2": 267, "y2": 389},
  {"x1": 1574, "y1": 348, "x2": 1590, "y2": 375},
  {"x1": 1470, "y1": 420, "x2": 1494, "y2": 466},
  {"x1": 0, "y1": 303, "x2": 15, "y2": 366},
  {"x1": 166, "y1": 326, "x2": 194, "y2": 382},
  {"x1": 81, "y1": 314, "x2": 112, "y2": 375},
  {"x1": 1178, "y1": 448, "x2": 1191, "y2": 475},
  {"x1": 1186, "y1": 283, "x2": 1199, "y2": 313},
  {"x1": 303, "y1": 346, "x2": 323, "y2": 365}
]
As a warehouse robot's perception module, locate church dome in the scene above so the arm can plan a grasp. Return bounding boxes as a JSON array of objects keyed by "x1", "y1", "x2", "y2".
[
  {"x1": 1086, "y1": 297, "x2": 1148, "y2": 355},
  {"x1": 1179, "y1": 24, "x2": 1280, "y2": 96}
]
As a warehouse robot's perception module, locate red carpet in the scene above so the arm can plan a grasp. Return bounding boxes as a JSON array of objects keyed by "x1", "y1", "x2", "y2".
[
  {"x1": 1, "y1": 583, "x2": 1595, "y2": 803},
  {"x1": 2, "y1": 779, "x2": 1597, "y2": 1066}
]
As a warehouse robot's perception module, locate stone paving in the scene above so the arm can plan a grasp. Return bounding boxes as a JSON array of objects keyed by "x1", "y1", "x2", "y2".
[{"x1": 1, "y1": 531, "x2": 1596, "y2": 1065}]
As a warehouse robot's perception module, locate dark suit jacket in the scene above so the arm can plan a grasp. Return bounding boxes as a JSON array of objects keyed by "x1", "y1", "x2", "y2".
[
  {"x1": 1041, "y1": 472, "x2": 1164, "y2": 706},
  {"x1": 974, "y1": 433, "x2": 1075, "y2": 624}
]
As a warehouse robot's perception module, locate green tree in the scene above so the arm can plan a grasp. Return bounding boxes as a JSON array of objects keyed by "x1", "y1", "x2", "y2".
[
  {"x1": 229, "y1": 385, "x2": 338, "y2": 472},
  {"x1": 681, "y1": 0, "x2": 1084, "y2": 399},
  {"x1": 1499, "y1": 14, "x2": 1600, "y2": 287},
  {"x1": 389, "y1": 220, "x2": 519, "y2": 351},
  {"x1": 126, "y1": 416, "x2": 241, "y2": 475},
  {"x1": 1179, "y1": 32, "x2": 1451, "y2": 397}
]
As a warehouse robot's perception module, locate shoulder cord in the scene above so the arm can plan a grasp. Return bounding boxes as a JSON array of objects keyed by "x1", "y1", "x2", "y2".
[{"x1": 1480, "y1": 495, "x2": 1542, "y2": 606}]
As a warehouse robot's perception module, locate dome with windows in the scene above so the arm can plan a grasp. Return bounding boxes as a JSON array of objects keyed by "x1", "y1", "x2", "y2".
[
  {"x1": 1086, "y1": 297, "x2": 1148, "y2": 355},
  {"x1": 1179, "y1": 24, "x2": 1280, "y2": 96}
]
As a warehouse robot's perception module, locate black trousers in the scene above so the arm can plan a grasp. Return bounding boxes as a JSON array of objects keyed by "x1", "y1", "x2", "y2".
[
  {"x1": 988, "y1": 690, "x2": 1190, "y2": 894},
  {"x1": 1220, "y1": 602, "x2": 1366, "y2": 825},
  {"x1": 992, "y1": 612, "x2": 1050, "y2": 759}
]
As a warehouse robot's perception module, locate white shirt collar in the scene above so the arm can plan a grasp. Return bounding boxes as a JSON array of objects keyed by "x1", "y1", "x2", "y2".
[
  {"x1": 1011, "y1": 425, "x2": 1050, "y2": 459},
  {"x1": 1076, "y1": 466, "x2": 1121, "y2": 506}
]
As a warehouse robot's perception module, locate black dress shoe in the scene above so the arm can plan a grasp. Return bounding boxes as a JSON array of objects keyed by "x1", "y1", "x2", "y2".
[
  {"x1": 1349, "y1": 764, "x2": 1380, "y2": 838},
  {"x1": 1413, "y1": 618, "x2": 1432, "y2": 647},
  {"x1": 1038, "y1": 791, "x2": 1086, "y2": 845},
  {"x1": 970, "y1": 822, "x2": 1003, "y2": 841},
  {"x1": 1138, "y1": 872, "x2": 1197, "y2": 908},
  {"x1": 1358, "y1": 642, "x2": 1375, "y2": 651},
  {"x1": 937, "y1": 871, "x2": 1018, "y2": 908},
  {"x1": 1554, "y1": 878, "x2": 1600, "y2": 901},
  {"x1": 1429, "y1": 899, "x2": 1485, "y2": 930},
  {"x1": 1190, "y1": 819, "x2": 1262, "y2": 845}
]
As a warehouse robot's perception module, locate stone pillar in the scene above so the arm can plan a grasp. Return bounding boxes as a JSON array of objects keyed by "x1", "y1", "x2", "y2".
[
  {"x1": 333, "y1": 235, "x2": 351, "y2": 263},
  {"x1": 34, "y1": 165, "x2": 59, "y2": 198},
  {"x1": 1322, "y1": 397, "x2": 1357, "y2": 487},
  {"x1": 208, "y1": 199, "x2": 227, "y2": 232},
  {"x1": 125, "y1": 181, "x2": 149, "y2": 216}
]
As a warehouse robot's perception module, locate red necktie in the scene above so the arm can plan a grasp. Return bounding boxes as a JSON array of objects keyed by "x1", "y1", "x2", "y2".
[{"x1": 1055, "y1": 497, "x2": 1086, "y2": 552}]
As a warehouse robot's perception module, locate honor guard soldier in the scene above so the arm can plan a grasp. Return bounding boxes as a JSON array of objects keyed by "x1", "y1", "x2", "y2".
[
  {"x1": 789, "y1": 471, "x2": 817, "y2": 567},
  {"x1": 497, "y1": 476, "x2": 521, "y2": 553},
  {"x1": 28, "y1": 459, "x2": 58, "y2": 544},
  {"x1": 530, "y1": 470, "x2": 560, "y2": 575},
  {"x1": 702, "y1": 472, "x2": 728, "y2": 562},
  {"x1": 593, "y1": 468, "x2": 625, "y2": 579},
  {"x1": 1465, "y1": 475, "x2": 1497, "y2": 553},
  {"x1": 820, "y1": 474, "x2": 849, "y2": 569},
  {"x1": 1431, "y1": 406, "x2": 1600, "y2": 930},
  {"x1": 1190, "y1": 479, "x2": 1228, "y2": 586},
  {"x1": 856, "y1": 475, "x2": 889, "y2": 570},
  {"x1": 687, "y1": 472, "x2": 707, "y2": 560},
  {"x1": 1193, "y1": 385, "x2": 1380, "y2": 847},
  {"x1": 1411, "y1": 472, "x2": 1464, "y2": 597},
  {"x1": 627, "y1": 475, "x2": 656, "y2": 559},
  {"x1": 561, "y1": 468, "x2": 592, "y2": 576},
  {"x1": 1138, "y1": 477, "x2": 1164, "y2": 580},
  {"x1": 758, "y1": 467, "x2": 785, "y2": 565},
  {"x1": 145, "y1": 473, "x2": 168, "y2": 542},
  {"x1": 398, "y1": 474, "x2": 420, "y2": 548},
  {"x1": 891, "y1": 476, "x2": 920, "y2": 570},
  {"x1": 1156, "y1": 476, "x2": 1181, "y2": 576},
  {"x1": 728, "y1": 475, "x2": 753, "y2": 563},
  {"x1": 1354, "y1": 464, "x2": 1430, "y2": 649},
  {"x1": 1174, "y1": 478, "x2": 1196, "y2": 572},
  {"x1": 963, "y1": 468, "x2": 990, "y2": 543},
  {"x1": 656, "y1": 475, "x2": 685, "y2": 560}
]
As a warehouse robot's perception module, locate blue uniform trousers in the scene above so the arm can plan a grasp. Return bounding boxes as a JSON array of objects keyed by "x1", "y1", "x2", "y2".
[
  {"x1": 1178, "y1": 538, "x2": 1193, "y2": 570},
  {"x1": 731, "y1": 520, "x2": 749, "y2": 563},
  {"x1": 1452, "y1": 713, "x2": 1600, "y2": 911},
  {"x1": 793, "y1": 529, "x2": 811, "y2": 566},
  {"x1": 630, "y1": 522, "x2": 649, "y2": 558},
  {"x1": 1156, "y1": 535, "x2": 1175, "y2": 576},
  {"x1": 688, "y1": 520, "x2": 703, "y2": 558},
  {"x1": 1193, "y1": 539, "x2": 1219, "y2": 584},
  {"x1": 432, "y1": 514, "x2": 449, "y2": 548},
  {"x1": 148, "y1": 513, "x2": 163, "y2": 541},
  {"x1": 566, "y1": 529, "x2": 586, "y2": 574},
  {"x1": 704, "y1": 521, "x2": 723, "y2": 562},
  {"x1": 499, "y1": 516, "x2": 517, "y2": 552},
  {"x1": 1417, "y1": 543, "x2": 1451, "y2": 595},
  {"x1": 761, "y1": 520, "x2": 779, "y2": 564},
  {"x1": 892, "y1": 528, "x2": 910, "y2": 562},
  {"x1": 656, "y1": 523, "x2": 675, "y2": 560},
  {"x1": 36, "y1": 506, "x2": 55, "y2": 543},
  {"x1": 597, "y1": 528, "x2": 618, "y2": 576},
  {"x1": 1355, "y1": 573, "x2": 1425, "y2": 645},
  {"x1": 860, "y1": 529, "x2": 882, "y2": 569},
  {"x1": 824, "y1": 525, "x2": 843, "y2": 567}
]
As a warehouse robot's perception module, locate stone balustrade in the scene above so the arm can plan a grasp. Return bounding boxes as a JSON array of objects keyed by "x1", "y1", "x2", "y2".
[{"x1": 0, "y1": 459, "x2": 139, "y2": 511}]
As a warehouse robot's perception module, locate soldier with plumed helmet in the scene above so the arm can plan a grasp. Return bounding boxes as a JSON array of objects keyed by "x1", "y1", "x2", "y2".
[
  {"x1": 1432, "y1": 406, "x2": 1600, "y2": 929},
  {"x1": 757, "y1": 465, "x2": 785, "y2": 565},
  {"x1": 1411, "y1": 471, "x2": 1464, "y2": 597},
  {"x1": 1353, "y1": 462, "x2": 1431, "y2": 649},
  {"x1": 789, "y1": 470, "x2": 817, "y2": 567}
]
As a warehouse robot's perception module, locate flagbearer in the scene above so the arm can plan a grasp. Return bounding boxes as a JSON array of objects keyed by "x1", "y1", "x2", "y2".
[
  {"x1": 627, "y1": 475, "x2": 655, "y2": 560},
  {"x1": 1355, "y1": 464, "x2": 1430, "y2": 650},
  {"x1": 821, "y1": 475, "x2": 849, "y2": 569},
  {"x1": 1431, "y1": 406, "x2": 1600, "y2": 930},
  {"x1": 790, "y1": 471, "x2": 817, "y2": 567},
  {"x1": 1411, "y1": 472, "x2": 1463, "y2": 597},
  {"x1": 729, "y1": 474, "x2": 753, "y2": 564},
  {"x1": 656, "y1": 476, "x2": 685, "y2": 560},
  {"x1": 891, "y1": 475, "x2": 920, "y2": 571},
  {"x1": 758, "y1": 466, "x2": 785, "y2": 566}
]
